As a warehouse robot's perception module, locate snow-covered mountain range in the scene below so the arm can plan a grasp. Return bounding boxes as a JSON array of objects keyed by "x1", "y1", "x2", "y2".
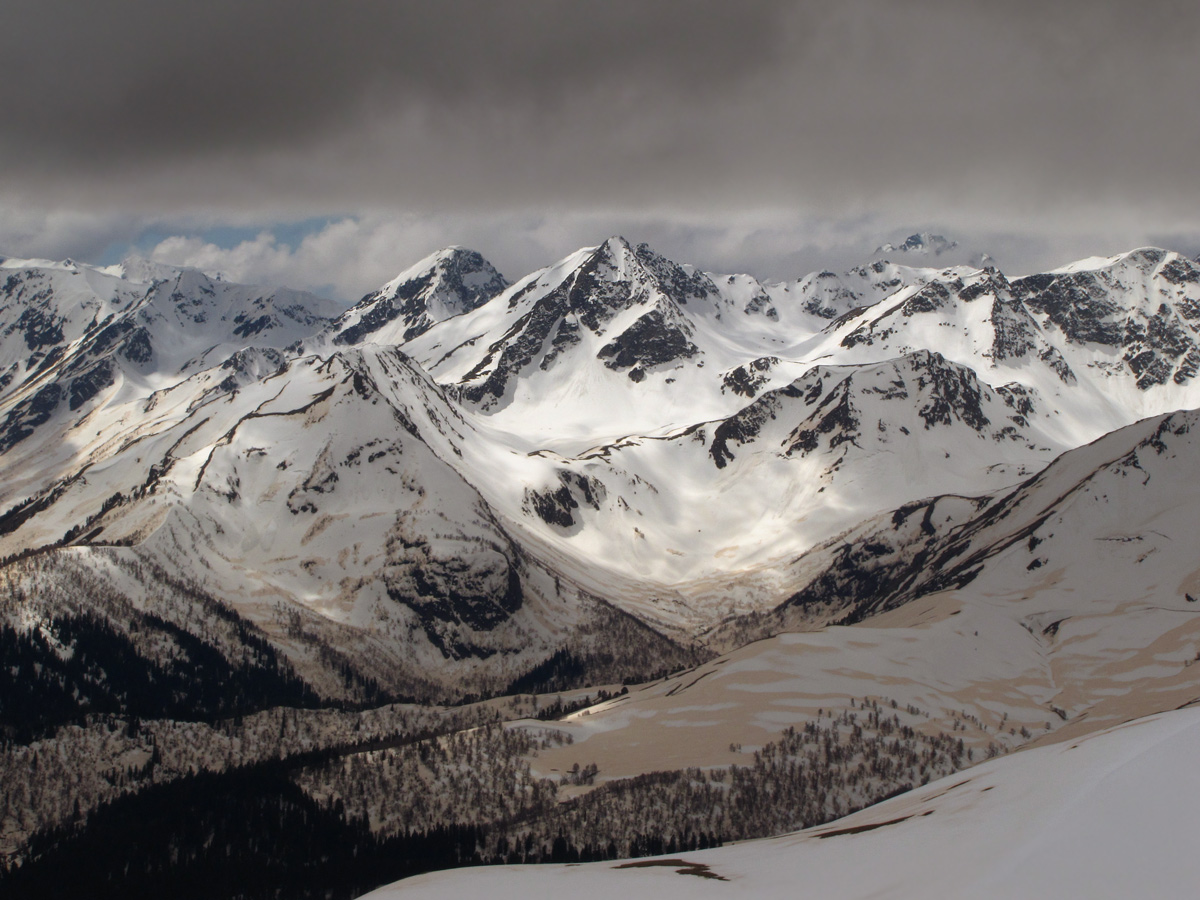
[
  {"x1": 3, "y1": 240, "x2": 1200, "y2": 695},
  {"x1": 5, "y1": 236, "x2": 1200, "y2": 897}
]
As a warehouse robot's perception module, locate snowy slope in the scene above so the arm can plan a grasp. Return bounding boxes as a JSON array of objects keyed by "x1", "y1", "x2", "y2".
[
  {"x1": 401, "y1": 244, "x2": 1200, "y2": 632},
  {"x1": 0, "y1": 335, "x2": 704, "y2": 696},
  {"x1": 402, "y1": 240, "x2": 980, "y2": 449},
  {"x1": 8, "y1": 238, "x2": 1200, "y2": 897},
  {"x1": 465, "y1": 349, "x2": 1063, "y2": 629},
  {"x1": 130, "y1": 263, "x2": 343, "y2": 376},
  {"x1": 0, "y1": 347, "x2": 566, "y2": 680},
  {"x1": 804, "y1": 248, "x2": 1200, "y2": 441},
  {"x1": 0, "y1": 258, "x2": 146, "y2": 399},
  {"x1": 1013, "y1": 247, "x2": 1200, "y2": 395},
  {"x1": 0, "y1": 256, "x2": 342, "y2": 495},
  {"x1": 366, "y1": 705, "x2": 1200, "y2": 900},
  {"x1": 401, "y1": 237, "x2": 730, "y2": 446},
  {"x1": 464, "y1": 406, "x2": 1200, "y2": 788}
]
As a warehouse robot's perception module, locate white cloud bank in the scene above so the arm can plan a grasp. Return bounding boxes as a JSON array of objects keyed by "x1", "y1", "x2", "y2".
[
  {"x1": 143, "y1": 211, "x2": 897, "y2": 301},
  {"x1": 139, "y1": 211, "x2": 1200, "y2": 303}
]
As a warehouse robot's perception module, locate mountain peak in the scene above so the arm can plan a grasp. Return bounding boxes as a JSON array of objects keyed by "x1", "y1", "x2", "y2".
[
  {"x1": 875, "y1": 232, "x2": 959, "y2": 258},
  {"x1": 328, "y1": 247, "x2": 509, "y2": 347},
  {"x1": 383, "y1": 246, "x2": 505, "y2": 294},
  {"x1": 600, "y1": 235, "x2": 633, "y2": 254},
  {"x1": 871, "y1": 232, "x2": 998, "y2": 270},
  {"x1": 116, "y1": 254, "x2": 234, "y2": 286},
  {"x1": 557, "y1": 237, "x2": 709, "y2": 307},
  {"x1": 1118, "y1": 246, "x2": 1171, "y2": 270},
  {"x1": 576, "y1": 235, "x2": 636, "y2": 270}
]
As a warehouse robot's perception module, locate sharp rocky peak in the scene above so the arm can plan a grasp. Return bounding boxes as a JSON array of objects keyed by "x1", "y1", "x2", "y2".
[
  {"x1": 329, "y1": 247, "x2": 509, "y2": 347},
  {"x1": 593, "y1": 235, "x2": 634, "y2": 259},
  {"x1": 571, "y1": 236, "x2": 715, "y2": 308},
  {"x1": 447, "y1": 238, "x2": 715, "y2": 408}
]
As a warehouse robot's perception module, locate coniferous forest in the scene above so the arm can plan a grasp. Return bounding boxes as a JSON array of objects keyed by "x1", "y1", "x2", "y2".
[
  {"x1": 0, "y1": 533, "x2": 1032, "y2": 900},
  {"x1": 1, "y1": 675, "x2": 990, "y2": 900}
]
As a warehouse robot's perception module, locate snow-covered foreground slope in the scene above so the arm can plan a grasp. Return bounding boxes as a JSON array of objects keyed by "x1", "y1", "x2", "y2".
[{"x1": 369, "y1": 705, "x2": 1200, "y2": 900}]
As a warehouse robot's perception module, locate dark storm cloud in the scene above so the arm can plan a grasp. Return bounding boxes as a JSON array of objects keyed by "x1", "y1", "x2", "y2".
[
  {"x1": 2, "y1": 0, "x2": 792, "y2": 167},
  {"x1": 2, "y1": 0, "x2": 1199, "y2": 229}
]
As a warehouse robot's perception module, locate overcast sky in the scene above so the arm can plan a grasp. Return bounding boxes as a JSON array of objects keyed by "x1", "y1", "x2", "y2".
[{"x1": 2, "y1": 0, "x2": 1198, "y2": 299}]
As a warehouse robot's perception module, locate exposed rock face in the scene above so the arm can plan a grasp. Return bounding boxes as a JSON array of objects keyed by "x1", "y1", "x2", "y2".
[
  {"x1": 330, "y1": 247, "x2": 509, "y2": 346},
  {"x1": 1013, "y1": 250, "x2": 1200, "y2": 388},
  {"x1": 722, "y1": 356, "x2": 780, "y2": 398},
  {"x1": 522, "y1": 470, "x2": 607, "y2": 529},
  {"x1": 457, "y1": 237, "x2": 712, "y2": 408},
  {"x1": 596, "y1": 308, "x2": 699, "y2": 381},
  {"x1": 709, "y1": 350, "x2": 1039, "y2": 470}
]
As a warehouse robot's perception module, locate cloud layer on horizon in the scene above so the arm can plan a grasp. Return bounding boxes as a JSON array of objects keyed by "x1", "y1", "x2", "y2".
[{"x1": 131, "y1": 212, "x2": 1200, "y2": 302}]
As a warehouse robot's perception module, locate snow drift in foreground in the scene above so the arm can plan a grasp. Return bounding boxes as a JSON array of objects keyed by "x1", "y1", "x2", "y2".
[{"x1": 365, "y1": 705, "x2": 1200, "y2": 900}]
